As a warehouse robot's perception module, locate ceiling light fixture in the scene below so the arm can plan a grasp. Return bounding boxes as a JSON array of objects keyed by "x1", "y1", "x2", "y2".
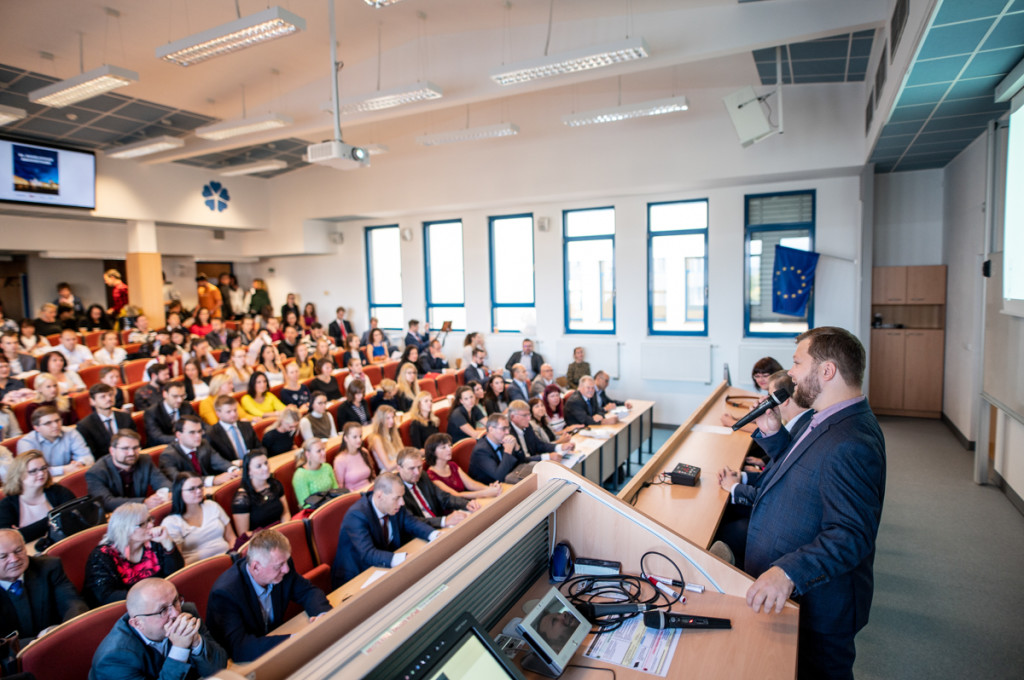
[
  {"x1": 490, "y1": 37, "x2": 649, "y2": 86},
  {"x1": 364, "y1": 0, "x2": 407, "y2": 7},
  {"x1": 563, "y1": 96, "x2": 688, "y2": 127},
  {"x1": 194, "y1": 112, "x2": 292, "y2": 140},
  {"x1": 156, "y1": 6, "x2": 306, "y2": 67},
  {"x1": 28, "y1": 64, "x2": 138, "y2": 108},
  {"x1": 105, "y1": 135, "x2": 186, "y2": 159},
  {"x1": 416, "y1": 123, "x2": 519, "y2": 146},
  {"x1": 219, "y1": 159, "x2": 287, "y2": 176},
  {"x1": 364, "y1": 143, "x2": 389, "y2": 155},
  {"x1": 332, "y1": 81, "x2": 443, "y2": 115},
  {"x1": 0, "y1": 104, "x2": 27, "y2": 126}
]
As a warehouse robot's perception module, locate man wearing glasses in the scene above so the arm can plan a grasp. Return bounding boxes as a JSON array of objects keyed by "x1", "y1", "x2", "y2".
[
  {"x1": 89, "y1": 577, "x2": 226, "y2": 680},
  {"x1": 17, "y1": 406, "x2": 93, "y2": 476},
  {"x1": 86, "y1": 430, "x2": 172, "y2": 511},
  {"x1": 469, "y1": 413, "x2": 547, "y2": 485}
]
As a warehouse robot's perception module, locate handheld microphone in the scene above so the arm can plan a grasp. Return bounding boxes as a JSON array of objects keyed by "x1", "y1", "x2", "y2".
[
  {"x1": 575, "y1": 602, "x2": 654, "y2": 621},
  {"x1": 730, "y1": 388, "x2": 789, "y2": 431},
  {"x1": 643, "y1": 611, "x2": 732, "y2": 630}
]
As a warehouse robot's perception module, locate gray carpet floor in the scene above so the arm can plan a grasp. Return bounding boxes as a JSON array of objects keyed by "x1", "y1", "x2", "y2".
[{"x1": 855, "y1": 417, "x2": 1024, "y2": 680}]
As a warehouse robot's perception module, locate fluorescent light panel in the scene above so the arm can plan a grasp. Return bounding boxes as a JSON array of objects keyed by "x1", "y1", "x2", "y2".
[
  {"x1": 156, "y1": 6, "x2": 306, "y2": 67},
  {"x1": 219, "y1": 159, "x2": 287, "y2": 176},
  {"x1": 105, "y1": 135, "x2": 185, "y2": 159},
  {"x1": 417, "y1": 123, "x2": 519, "y2": 146},
  {"x1": 335, "y1": 81, "x2": 442, "y2": 115},
  {"x1": 28, "y1": 64, "x2": 138, "y2": 108},
  {"x1": 195, "y1": 112, "x2": 292, "y2": 140},
  {"x1": 364, "y1": 0, "x2": 407, "y2": 6},
  {"x1": 0, "y1": 104, "x2": 27, "y2": 126},
  {"x1": 491, "y1": 37, "x2": 649, "y2": 86},
  {"x1": 563, "y1": 96, "x2": 688, "y2": 127}
]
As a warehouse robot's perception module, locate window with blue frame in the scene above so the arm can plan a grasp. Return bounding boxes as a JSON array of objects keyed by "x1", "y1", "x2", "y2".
[
  {"x1": 745, "y1": 191, "x2": 815, "y2": 337},
  {"x1": 563, "y1": 207, "x2": 615, "y2": 334},
  {"x1": 424, "y1": 219, "x2": 466, "y2": 331},
  {"x1": 489, "y1": 213, "x2": 536, "y2": 332},
  {"x1": 648, "y1": 199, "x2": 708, "y2": 335},
  {"x1": 364, "y1": 225, "x2": 403, "y2": 330}
]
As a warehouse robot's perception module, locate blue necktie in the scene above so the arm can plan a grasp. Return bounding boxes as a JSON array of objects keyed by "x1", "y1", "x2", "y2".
[
  {"x1": 229, "y1": 424, "x2": 246, "y2": 458},
  {"x1": 9, "y1": 580, "x2": 23, "y2": 597}
]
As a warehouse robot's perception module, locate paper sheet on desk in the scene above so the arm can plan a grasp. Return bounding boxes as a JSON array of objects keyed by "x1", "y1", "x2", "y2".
[
  {"x1": 691, "y1": 424, "x2": 734, "y2": 435},
  {"x1": 361, "y1": 569, "x2": 388, "y2": 589},
  {"x1": 583, "y1": 615, "x2": 680, "y2": 676}
]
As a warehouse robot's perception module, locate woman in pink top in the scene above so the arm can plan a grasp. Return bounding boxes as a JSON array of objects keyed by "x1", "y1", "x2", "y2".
[
  {"x1": 424, "y1": 432, "x2": 500, "y2": 500},
  {"x1": 332, "y1": 422, "x2": 375, "y2": 492}
]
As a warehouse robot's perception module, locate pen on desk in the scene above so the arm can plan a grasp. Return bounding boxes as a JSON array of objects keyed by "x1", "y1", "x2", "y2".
[
  {"x1": 648, "y1": 574, "x2": 685, "y2": 588},
  {"x1": 646, "y1": 576, "x2": 680, "y2": 600}
]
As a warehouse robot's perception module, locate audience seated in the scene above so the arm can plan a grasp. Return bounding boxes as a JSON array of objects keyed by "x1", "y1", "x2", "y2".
[
  {"x1": 17, "y1": 405, "x2": 93, "y2": 476},
  {"x1": 531, "y1": 396, "x2": 576, "y2": 443},
  {"x1": 223, "y1": 347, "x2": 253, "y2": 393},
  {"x1": 1, "y1": 331, "x2": 33, "y2": 375},
  {"x1": 400, "y1": 345, "x2": 425, "y2": 378},
  {"x1": 336, "y1": 380, "x2": 371, "y2": 429},
  {"x1": 507, "y1": 400, "x2": 571, "y2": 459},
  {"x1": 53, "y1": 329, "x2": 95, "y2": 374},
  {"x1": 161, "y1": 472, "x2": 236, "y2": 565},
  {"x1": 145, "y1": 380, "x2": 195, "y2": 447},
  {"x1": 564, "y1": 376, "x2": 617, "y2": 427},
  {"x1": 719, "y1": 356, "x2": 784, "y2": 430},
  {"x1": 191, "y1": 338, "x2": 221, "y2": 376},
  {"x1": 41, "y1": 351, "x2": 86, "y2": 394},
  {"x1": 19, "y1": 318, "x2": 51, "y2": 354},
  {"x1": 395, "y1": 362, "x2": 419, "y2": 408},
  {"x1": 89, "y1": 577, "x2": 227, "y2": 680},
  {"x1": 594, "y1": 370, "x2": 630, "y2": 412},
  {"x1": 207, "y1": 528, "x2": 331, "y2": 662},
  {"x1": 366, "y1": 405, "x2": 402, "y2": 473},
  {"x1": 0, "y1": 528, "x2": 88, "y2": 646},
  {"x1": 33, "y1": 303, "x2": 62, "y2": 338},
  {"x1": 408, "y1": 391, "x2": 440, "y2": 448},
  {"x1": 446, "y1": 386, "x2": 485, "y2": 443},
  {"x1": 469, "y1": 413, "x2": 550, "y2": 485},
  {"x1": 86, "y1": 430, "x2": 172, "y2": 511},
  {"x1": 505, "y1": 338, "x2": 544, "y2": 380},
  {"x1": 134, "y1": 363, "x2": 172, "y2": 413},
  {"x1": 463, "y1": 347, "x2": 490, "y2": 385},
  {"x1": 208, "y1": 395, "x2": 259, "y2": 462},
  {"x1": 292, "y1": 439, "x2": 340, "y2": 509},
  {"x1": 159, "y1": 416, "x2": 239, "y2": 487},
  {"x1": 365, "y1": 328, "x2": 392, "y2": 364},
  {"x1": 565, "y1": 346, "x2": 591, "y2": 390},
  {"x1": 328, "y1": 306, "x2": 354, "y2": 345},
  {"x1": 262, "y1": 406, "x2": 302, "y2": 456},
  {"x1": 84, "y1": 502, "x2": 185, "y2": 606},
  {"x1": 310, "y1": 358, "x2": 342, "y2": 402},
  {"x1": 396, "y1": 447, "x2": 476, "y2": 528},
  {"x1": 98, "y1": 365, "x2": 128, "y2": 409},
  {"x1": 92, "y1": 330, "x2": 127, "y2": 366},
  {"x1": 77, "y1": 382, "x2": 136, "y2": 460},
  {"x1": 239, "y1": 371, "x2": 285, "y2": 419},
  {"x1": 231, "y1": 450, "x2": 290, "y2": 538},
  {"x1": 277, "y1": 326, "x2": 301, "y2": 360},
  {"x1": 333, "y1": 422, "x2": 375, "y2": 493},
  {"x1": 369, "y1": 378, "x2": 404, "y2": 414},
  {"x1": 506, "y1": 364, "x2": 532, "y2": 404},
  {"x1": 181, "y1": 358, "x2": 210, "y2": 402},
  {"x1": 530, "y1": 363, "x2": 563, "y2": 398},
  {"x1": 343, "y1": 356, "x2": 376, "y2": 394},
  {"x1": 278, "y1": 361, "x2": 311, "y2": 412},
  {"x1": 198, "y1": 374, "x2": 237, "y2": 426},
  {"x1": 480, "y1": 375, "x2": 510, "y2": 415},
  {"x1": 331, "y1": 473, "x2": 438, "y2": 587},
  {"x1": 255, "y1": 343, "x2": 285, "y2": 385},
  {"x1": 0, "y1": 451, "x2": 76, "y2": 542},
  {"x1": 299, "y1": 392, "x2": 337, "y2": 442},
  {"x1": 404, "y1": 319, "x2": 431, "y2": 354},
  {"x1": 419, "y1": 338, "x2": 453, "y2": 375},
  {"x1": 424, "y1": 433, "x2": 501, "y2": 500},
  {"x1": 339, "y1": 333, "x2": 368, "y2": 368}
]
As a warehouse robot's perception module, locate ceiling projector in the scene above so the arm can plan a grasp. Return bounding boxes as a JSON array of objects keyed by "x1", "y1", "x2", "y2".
[{"x1": 305, "y1": 140, "x2": 370, "y2": 170}]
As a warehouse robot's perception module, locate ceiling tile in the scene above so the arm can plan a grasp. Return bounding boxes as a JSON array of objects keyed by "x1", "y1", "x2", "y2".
[
  {"x1": 922, "y1": 111, "x2": 1002, "y2": 132},
  {"x1": 789, "y1": 40, "x2": 849, "y2": 61},
  {"x1": 982, "y1": 11, "x2": 1024, "y2": 50},
  {"x1": 114, "y1": 101, "x2": 176, "y2": 123},
  {"x1": 888, "y1": 103, "x2": 936, "y2": 123},
  {"x1": 74, "y1": 94, "x2": 133, "y2": 114},
  {"x1": 917, "y1": 19, "x2": 995, "y2": 60},
  {"x1": 962, "y1": 47, "x2": 1024, "y2": 78},
  {"x1": 934, "y1": 97, "x2": 1009, "y2": 118},
  {"x1": 883, "y1": 120, "x2": 927, "y2": 136},
  {"x1": 14, "y1": 117, "x2": 77, "y2": 136},
  {"x1": 898, "y1": 83, "x2": 951, "y2": 106},
  {"x1": 850, "y1": 38, "x2": 873, "y2": 58},
  {"x1": 946, "y1": 74, "x2": 1004, "y2": 99},
  {"x1": 906, "y1": 55, "x2": 970, "y2": 86},
  {"x1": 932, "y1": 0, "x2": 1011, "y2": 26},
  {"x1": 71, "y1": 127, "x2": 126, "y2": 144}
]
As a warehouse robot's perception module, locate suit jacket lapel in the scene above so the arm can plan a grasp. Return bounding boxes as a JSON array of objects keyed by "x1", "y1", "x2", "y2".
[{"x1": 757, "y1": 419, "x2": 831, "y2": 499}]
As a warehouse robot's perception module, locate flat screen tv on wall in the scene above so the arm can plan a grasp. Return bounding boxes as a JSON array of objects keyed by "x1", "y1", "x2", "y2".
[{"x1": 0, "y1": 138, "x2": 96, "y2": 210}]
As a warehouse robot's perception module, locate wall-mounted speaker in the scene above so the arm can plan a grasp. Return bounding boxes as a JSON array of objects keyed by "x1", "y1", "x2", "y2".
[
  {"x1": 722, "y1": 86, "x2": 775, "y2": 148},
  {"x1": 537, "y1": 217, "x2": 551, "y2": 232},
  {"x1": 329, "y1": 232, "x2": 344, "y2": 245}
]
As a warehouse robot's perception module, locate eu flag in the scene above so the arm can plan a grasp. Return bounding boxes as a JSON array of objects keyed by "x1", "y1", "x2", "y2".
[{"x1": 772, "y1": 245, "x2": 820, "y2": 316}]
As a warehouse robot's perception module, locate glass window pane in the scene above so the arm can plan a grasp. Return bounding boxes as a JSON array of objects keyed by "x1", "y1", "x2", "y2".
[
  {"x1": 426, "y1": 221, "x2": 465, "y2": 305},
  {"x1": 492, "y1": 216, "x2": 535, "y2": 304},
  {"x1": 427, "y1": 307, "x2": 466, "y2": 333},
  {"x1": 748, "y1": 227, "x2": 812, "y2": 333},
  {"x1": 651, "y1": 233, "x2": 705, "y2": 333},
  {"x1": 367, "y1": 227, "x2": 402, "y2": 305},
  {"x1": 650, "y1": 201, "x2": 708, "y2": 232},
  {"x1": 565, "y1": 208, "x2": 615, "y2": 237},
  {"x1": 371, "y1": 307, "x2": 404, "y2": 331},
  {"x1": 748, "y1": 193, "x2": 813, "y2": 225},
  {"x1": 566, "y1": 239, "x2": 614, "y2": 332},
  {"x1": 493, "y1": 307, "x2": 536, "y2": 334}
]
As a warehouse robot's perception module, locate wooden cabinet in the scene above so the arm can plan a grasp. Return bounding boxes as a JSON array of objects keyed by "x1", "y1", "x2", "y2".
[{"x1": 869, "y1": 266, "x2": 946, "y2": 418}]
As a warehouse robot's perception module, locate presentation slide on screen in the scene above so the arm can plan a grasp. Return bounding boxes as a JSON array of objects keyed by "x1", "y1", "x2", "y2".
[
  {"x1": 1003, "y1": 102, "x2": 1024, "y2": 317},
  {"x1": 0, "y1": 139, "x2": 95, "y2": 208}
]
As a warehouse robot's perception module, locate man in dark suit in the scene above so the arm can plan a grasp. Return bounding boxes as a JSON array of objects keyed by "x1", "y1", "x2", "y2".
[
  {"x1": 593, "y1": 371, "x2": 630, "y2": 412},
  {"x1": 86, "y1": 430, "x2": 173, "y2": 511},
  {"x1": 89, "y1": 577, "x2": 226, "y2": 680},
  {"x1": 207, "y1": 529, "x2": 331, "y2": 663},
  {"x1": 404, "y1": 319, "x2": 431, "y2": 354},
  {"x1": 504, "y1": 338, "x2": 544, "y2": 380},
  {"x1": 743, "y1": 327, "x2": 886, "y2": 680},
  {"x1": 505, "y1": 364, "x2": 532, "y2": 404},
  {"x1": 144, "y1": 380, "x2": 195, "y2": 447},
  {"x1": 331, "y1": 473, "x2": 438, "y2": 587},
  {"x1": 77, "y1": 382, "x2": 136, "y2": 461},
  {"x1": 207, "y1": 395, "x2": 258, "y2": 461},
  {"x1": 0, "y1": 529, "x2": 88, "y2": 645},
  {"x1": 469, "y1": 414, "x2": 553, "y2": 485},
  {"x1": 507, "y1": 401, "x2": 572, "y2": 459},
  {"x1": 463, "y1": 347, "x2": 490, "y2": 385},
  {"x1": 328, "y1": 306, "x2": 354, "y2": 345},
  {"x1": 159, "y1": 416, "x2": 239, "y2": 487},
  {"x1": 563, "y1": 376, "x2": 618, "y2": 427},
  {"x1": 419, "y1": 339, "x2": 453, "y2": 375},
  {"x1": 395, "y1": 448, "x2": 477, "y2": 528}
]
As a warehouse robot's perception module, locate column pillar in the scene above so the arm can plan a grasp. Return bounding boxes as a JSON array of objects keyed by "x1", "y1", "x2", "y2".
[{"x1": 124, "y1": 220, "x2": 165, "y2": 328}]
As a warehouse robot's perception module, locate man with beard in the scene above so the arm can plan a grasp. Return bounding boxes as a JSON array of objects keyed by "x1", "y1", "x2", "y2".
[{"x1": 743, "y1": 327, "x2": 885, "y2": 680}]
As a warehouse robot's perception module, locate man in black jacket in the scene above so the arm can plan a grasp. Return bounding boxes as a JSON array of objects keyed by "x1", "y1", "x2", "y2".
[
  {"x1": 328, "y1": 306, "x2": 354, "y2": 345},
  {"x1": 207, "y1": 395, "x2": 258, "y2": 461},
  {"x1": 207, "y1": 529, "x2": 331, "y2": 663},
  {"x1": 564, "y1": 376, "x2": 618, "y2": 427},
  {"x1": 0, "y1": 529, "x2": 88, "y2": 645},
  {"x1": 86, "y1": 430, "x2": 173, "y2": 511},
  {"x1": 504, "y1": 338, "x2": 544, "y2": 380},
  {"x1": 468, "y1": 413, "x2": 559, "y2": 485},
  {"x1": 144, "y1": 380, "x2": 195, "y2": 447},
  {"x1": 395, "y1": 448, "x2": 477, "y2": 528},
  {"x1": 159, "y1": 416, "x2": 239, "y2": 487},
  {"x1": 77, "y1": 382, "x2": 136, "y2": 460},
  {"x1": 507, "y1": 401, "x2": 572, "y2": 458}
]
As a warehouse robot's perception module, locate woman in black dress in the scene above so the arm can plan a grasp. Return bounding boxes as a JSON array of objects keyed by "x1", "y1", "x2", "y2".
[{"x1": 231, "y1": 449, "x2": 290, "y2": 539}]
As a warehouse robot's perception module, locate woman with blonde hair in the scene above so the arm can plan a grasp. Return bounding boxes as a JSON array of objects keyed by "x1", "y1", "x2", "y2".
[
  {"x1": 409, "y1": 391, "x2": 440, "y2": 448},
  {"x1": 26, "y1": 372, "x2": 77, "y2": 426},
  {"x1": 261, "y1": 405, "x2": 302, "y2": 455},
  {"x1": 199, "y1": 373, "x2": 249, "y2": 425},
  {"x1": 294, "y1": 341, "x2": 315, "y2": 379},
  {"x1": 367, "y1": 404, "x2": 402, "y2": 473},
  {"x1": 292, "y1": 438, "x2": 339, "y2": 509},
  {"x1": 83, "y1": 502, "x2": 184, "y2": 606},
  {"x1": 395, "y1": 362, "x2": 418, "y2": 409},
  {"x1": 224, "y1": 346, "x2": 253, "y2": 392},
  {"x1": 0, "y1": 450, "x2": 75, "y2": 541},
  {"x1": 333, "y1": 421, "x2": 375, "y2": 493}
]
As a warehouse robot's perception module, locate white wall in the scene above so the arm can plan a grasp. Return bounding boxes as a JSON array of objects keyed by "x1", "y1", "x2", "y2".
[
  {"x1": 873, "y1": 169, "x2": 945, "y2": 265},
  {"x1": 25, "y1": 256, "x2": 105, "y2": 317}
]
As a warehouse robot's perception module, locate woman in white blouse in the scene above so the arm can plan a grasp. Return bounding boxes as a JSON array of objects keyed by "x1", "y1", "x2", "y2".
[{"x1": 161, "y1": 471, "x2": 237, "y2": 563}]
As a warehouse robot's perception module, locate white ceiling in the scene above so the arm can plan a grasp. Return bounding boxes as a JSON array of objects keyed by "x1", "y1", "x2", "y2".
[{"x1": 0, "y1": 0, "x2": 887, "y2": 165}]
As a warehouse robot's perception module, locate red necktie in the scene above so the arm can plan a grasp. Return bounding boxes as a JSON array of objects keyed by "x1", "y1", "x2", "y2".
[
  {"x1": 187, "y1": 450, "x2": 201, "y2": 474},
  {"x1": 411, "y1": 484, "x2": 435, "y2": 517}
]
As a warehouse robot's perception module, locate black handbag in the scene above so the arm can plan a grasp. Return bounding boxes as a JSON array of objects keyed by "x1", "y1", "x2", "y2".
[
  {"x1": 35, "y1": 496, "x2": 104, "y2": 551},
  {"x1": 302, "y1": 488, "x2": 349, "y2": 511}
]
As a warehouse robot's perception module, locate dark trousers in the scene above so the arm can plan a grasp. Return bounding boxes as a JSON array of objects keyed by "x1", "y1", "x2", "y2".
[
  {"x1": 798, "y1": 626, "x2": 857, "y2": 680},
  {"x1": 714, "y1": 504, "x2": 751, "y2": 569}
]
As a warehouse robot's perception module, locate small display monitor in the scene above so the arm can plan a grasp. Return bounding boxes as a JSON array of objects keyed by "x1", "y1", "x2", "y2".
[
  {"x1": 385, "y1": 612, "x2": 524, "y2": 680},
  {"x1": 516, "y1": 587, "x2": 590, "y2": 677}
]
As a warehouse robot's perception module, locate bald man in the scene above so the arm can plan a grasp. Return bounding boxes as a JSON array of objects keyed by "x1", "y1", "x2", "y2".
[{"x1": 89, "y1": 578, "x2": 226, "y2": 680}]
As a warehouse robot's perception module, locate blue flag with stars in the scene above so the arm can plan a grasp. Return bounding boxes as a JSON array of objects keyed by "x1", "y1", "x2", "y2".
[{"x1": 772, "y1": 245, "x2": 819, "y2": 316}]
